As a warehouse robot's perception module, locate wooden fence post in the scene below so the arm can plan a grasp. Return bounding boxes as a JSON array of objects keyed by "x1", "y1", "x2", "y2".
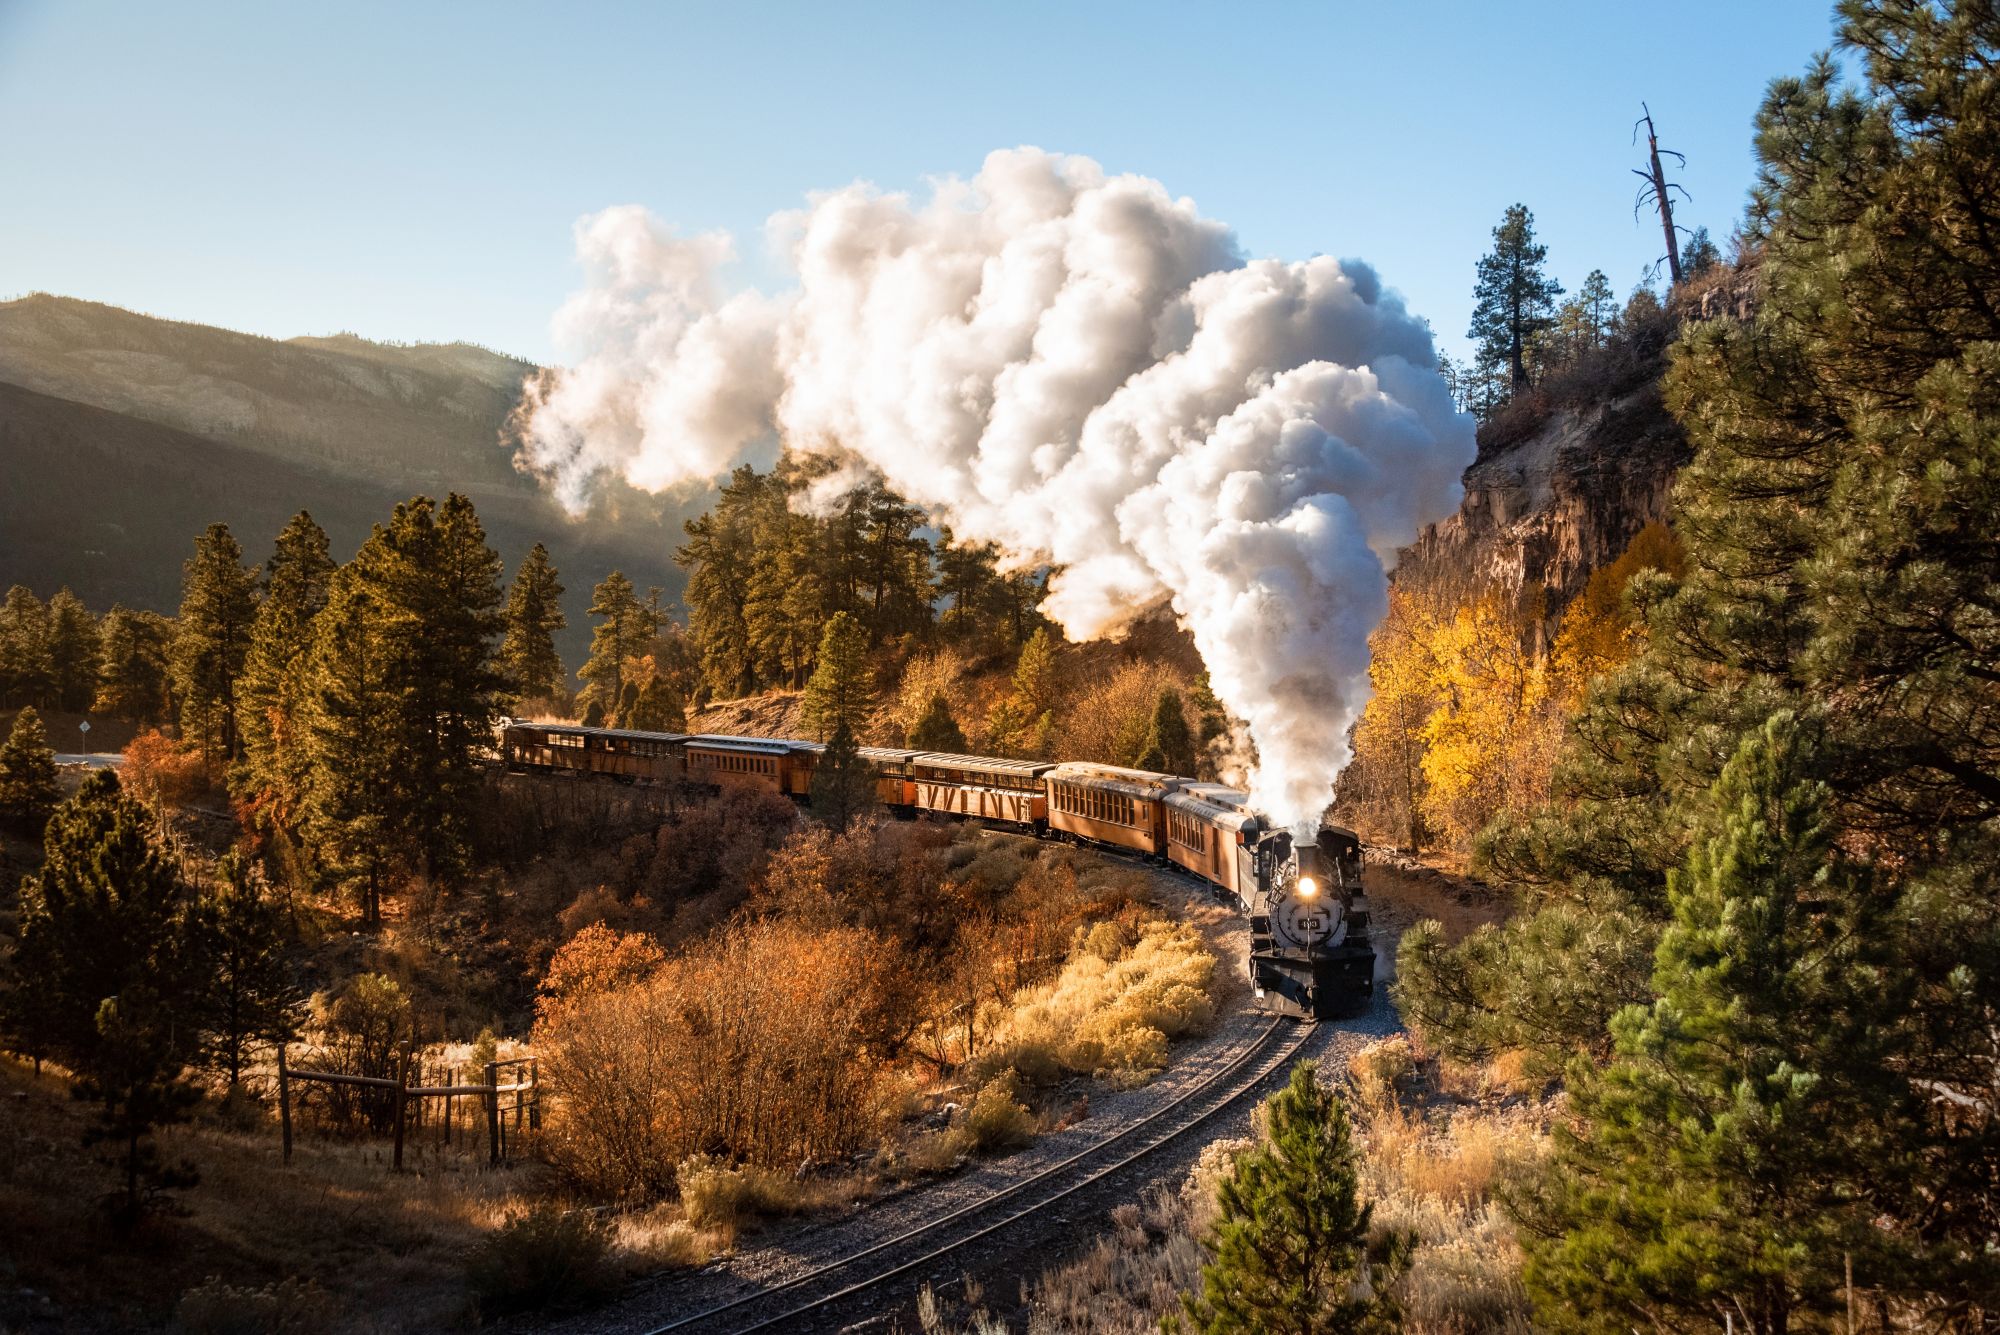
[
  {"x1": 276, "y1": 1042, "x2": 293, "y2": 1166},
  {"x1": 484, "y1": 1061, "x2": 502, "y2": 1166},
  {"x1": 391, "y1": 1043, "x2": 412, "y2": 1172},
  {"x1": 528, "y1": 1058, "x2": 540, "y2": 1130}
]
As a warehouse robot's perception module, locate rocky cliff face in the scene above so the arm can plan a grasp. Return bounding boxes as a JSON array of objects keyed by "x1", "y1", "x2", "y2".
[
  {"x1": 1393, "y1": 264, "x2": 1758, "y2": 612},
  {"x1": 1393, "y1": 379, "x2": 1687, "y2": 612}
]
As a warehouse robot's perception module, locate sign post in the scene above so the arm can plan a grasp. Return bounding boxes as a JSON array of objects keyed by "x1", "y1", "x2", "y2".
[{"x1": 78, "y1": 719, "x2": 91, "y2": 758}]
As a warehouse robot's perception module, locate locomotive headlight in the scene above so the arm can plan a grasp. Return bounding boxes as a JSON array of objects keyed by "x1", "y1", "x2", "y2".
[{"x1": 1297, "y1": 876, "x2": 1318, "y2": 897}]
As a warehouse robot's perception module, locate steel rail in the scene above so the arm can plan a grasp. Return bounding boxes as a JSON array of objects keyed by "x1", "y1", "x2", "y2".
[{"x1": 641, "y1": 1016, "x2": 1310, "y2": 1335}]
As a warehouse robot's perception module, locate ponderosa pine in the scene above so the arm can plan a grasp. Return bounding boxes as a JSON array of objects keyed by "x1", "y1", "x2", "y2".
[
  {"x1": 501, "y1": 542, "x2": 567, "y2": 704},
  {"x1": 1181, "y1": 1062, "x2": 1405, "y2": 1335},
  {"x1": 235, "y1": 511, "x2": 334, "y2": 822},
  {"x1": 0, "y1": 705, "x2": 62, "y2": 835},
  {"x1": 171, "y1": 523, "x2": 259, "y2": 767}
]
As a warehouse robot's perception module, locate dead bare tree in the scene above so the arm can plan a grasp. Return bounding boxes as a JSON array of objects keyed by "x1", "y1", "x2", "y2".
[{"x1": 1633, "y1": 102, "x2": 1691, "y2": 285}]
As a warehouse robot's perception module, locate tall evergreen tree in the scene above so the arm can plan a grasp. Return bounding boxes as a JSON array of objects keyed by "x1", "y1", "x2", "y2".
[
  {"x1": 46, "y1": 589, "x2": 101, "y2": 713},
  {"x1": 303, "y1": 574, "x2": 401, "y2": 925},
  {"x1": 0, "y1": 706, "x2": 62, "y2": 835},
  {"x1": 501, "y1": 542, "x2": 567, "y2": 704},
  {"x1": 362, "y1": 493, "x2": 507, "y2": 885},
  {"x1": 94, "y1": 607, "x2": 174, "y2": 723},
  {"x1": 907, "y1": 691, "x2": 968, "y2": 753},
  {"x1": 1468, "y1": 204, "x2": 1563, "y2": 396},
  {"x1": 1135, "y1": 687, "x2": 1197, "y2": 776},
  {"x1": 1523, "y1": 715, "x2": 1917, "y2": 1333},
  {"x1": 172, "y1": 523, "x2": 259, "y2": 767},
  {"x1": 857, "y1": 484, "x2": 935, "y2": 644},
  {"x1": 1182, "y1": 1062, "x2": 1404, "y2": 1334},
  {"x1": 800, "y1": 612, "x2": 872, "y2": 742},
  {"x1": 577, "y1": 570, "x2": 657, "y2": 713},
  {"x1": 988, "y1": 627, "x2": 1061, "y2": 756},
  {"x1": 678, "y1": 466, "x2": 762, "y2": 698},
  {"x1": 6, "y1": 772, "x2": 192, "y2": 1067},
  {"x1": 235, "y1": 511, "x2": 334, "y2": 820},
  {"x1": 810, "y1": 717, "x2": 877, "y2": 832},
  {"x1": 189, "y1": 852, "x2": 302, "y2": 1087},
  {"x1": 0, "y1": 585, "x2": 54, "y2": 709}
]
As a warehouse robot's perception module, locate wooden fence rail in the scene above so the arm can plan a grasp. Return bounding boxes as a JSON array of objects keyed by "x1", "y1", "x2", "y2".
[{"x1": 276, "y1": 1044, "x2": 538, "y2": 1171}]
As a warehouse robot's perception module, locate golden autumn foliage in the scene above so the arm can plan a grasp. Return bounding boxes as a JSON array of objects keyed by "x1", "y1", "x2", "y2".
[
  {"x1": 534, "y1": 918, "x2": 891, "y2": 1197},
  {"x1": 1343, "y1": 523, "x2": 1684, "y2": 861},
  {"x1": 1547, "y1": 521, "x2": 1685, "y2": 706}
]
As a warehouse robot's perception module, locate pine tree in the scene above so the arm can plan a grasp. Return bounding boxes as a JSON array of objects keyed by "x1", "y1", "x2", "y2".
[
  {"x1": 989, "y1": 627, "x2": 1061, "y2": 757},
  {"x1": 0, "y1": 585, "x2": 54, "y2": 709},
  {"x1": 857, "y1": 484, "x2": 935, "y2": 644},
  {"x1": 0, "y1": 706, "x2": 62, "y2": 835},
  {"x1": 6, "y1": 772, "x2": 192, "y2": 1067},
  {"x1": 1182, "y1": 1061, "x2": 1405, "y2": 1334},
  {"x1": 94, "y1": 606, "x2": 173, "y2": 723},
  {"x1": 189, "y1": 852, "x2": 302, "y2": 1087},
  {"x1": 361, "y1": 494, "x2": 507, "y2": 886},
  {"x1": 907, "y1": 691, "x2": 968, "y2": 753},
  {"x1": 1135, "y1": 687, "x2": 1197, "y2": 776},
  {"x1": 501, "y1": 542, "x2": 567, "y2": 704},
  {"x1": 578, "y1": 570, "x2": 657, "y2": 714},
  {"x1": 678, "y1": 466, "x2": 762, "y2": 698},
  {"x1": 1678, "y1": 225, "x2": 1721, "y2": 282},
  {"x1": 1522, "y1": 715, "x2": 1915, "y2": 1332},
  {"x1": 235, "y1": 511, "x2": 334, "y2": 820},
  {"x1": 172, "y1": 522, "x2": 259, "y2": 767},
  {"x1": 74, "y1": 987, "x2": 202, "y2": 1229},
  {"x1": 46, "y1": 589, "x2": 101, "y2": 713},
  {"x1": 1576, "y1": 268, "x2": 1618, "y2": 351},
  {"x1": 1468, "y1": 204, "x2": 1563, "y2": 396},
  {"x1": 810, "y1": 717, "x2": 876, "y2": 832},
  {"x1": 1405, "y1": 5, "x2": 2000, "y2": 1311},
  {"x1": 800, "y1": 612, "x2": 872, "y2": 742},
  {"x1": 626, "y1": 675, "x2": 686, "y2": 733},
  {"x1": 302, "y1": 574, "x2": 401, "y2": 925}
]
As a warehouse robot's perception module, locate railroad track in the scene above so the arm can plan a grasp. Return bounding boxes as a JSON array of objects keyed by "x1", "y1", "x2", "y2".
[{"x1": 638, "y1": 1017, "x2": 1320, "y2": 1335}]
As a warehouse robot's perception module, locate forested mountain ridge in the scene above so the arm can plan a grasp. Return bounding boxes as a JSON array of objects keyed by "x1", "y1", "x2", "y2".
[{"x1": 0, "y1": 294, "x2": 702, "y2": 661}]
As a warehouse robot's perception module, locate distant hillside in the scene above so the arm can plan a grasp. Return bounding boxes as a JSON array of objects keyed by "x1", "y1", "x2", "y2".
[{"x1": 0, "y1": 295, "x2": 707, "y2": 664}]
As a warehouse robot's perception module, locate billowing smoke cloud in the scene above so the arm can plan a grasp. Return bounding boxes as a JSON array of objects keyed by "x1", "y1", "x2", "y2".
[{"x1": 515, "y1": 148, "x2": 1475, "y2": 832}]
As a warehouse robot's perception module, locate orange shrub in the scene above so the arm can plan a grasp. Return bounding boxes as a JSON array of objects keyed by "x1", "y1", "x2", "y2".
[
  {"x1": 120, "y1": 728, "x2": 217, "y2": 809},
  {"x1": 536, "y1": 918, "x2": 893, "y2": 1199}
]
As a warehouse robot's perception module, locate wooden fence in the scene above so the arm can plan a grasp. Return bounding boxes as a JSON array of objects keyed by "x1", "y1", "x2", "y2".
[{"x1": 276, "y1": 1044, "x2": 539, "y2": 1171}]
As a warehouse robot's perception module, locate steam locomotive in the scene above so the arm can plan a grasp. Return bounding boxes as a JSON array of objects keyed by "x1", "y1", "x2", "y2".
[{"x1": 497, "y1": 721, "x2": 1374, "y2": 1019}]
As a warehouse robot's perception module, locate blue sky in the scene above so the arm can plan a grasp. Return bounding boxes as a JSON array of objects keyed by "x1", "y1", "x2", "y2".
[{"x1": 0, "y1": 1, "x2": 1837, "y2": 369}]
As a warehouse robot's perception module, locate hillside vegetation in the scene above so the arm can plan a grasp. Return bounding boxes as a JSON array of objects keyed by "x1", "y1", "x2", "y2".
[{"x1": 0, "y1": 296, "x2": 700, "y2": 662}]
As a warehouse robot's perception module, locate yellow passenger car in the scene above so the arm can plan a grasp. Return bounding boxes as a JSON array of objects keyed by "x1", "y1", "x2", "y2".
[
  {"x1": 909, "y1": 753, "x2": 1054, "y2": 825},
  {"x1": 1043, "y1": 762, "x2": 1182, "y2": 855}
]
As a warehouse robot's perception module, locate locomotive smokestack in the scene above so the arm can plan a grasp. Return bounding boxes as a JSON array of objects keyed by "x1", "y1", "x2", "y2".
[{"x1": 512, "y1": 147, "x2": 1476, "y2": 831}]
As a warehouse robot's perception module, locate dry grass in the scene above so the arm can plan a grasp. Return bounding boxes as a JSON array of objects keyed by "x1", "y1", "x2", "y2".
[
  {"x1": 1027, "y1": 1041, "x2": 1548, "y2": 1335},
  {"x1": 1348, "y1": 1039, "x2": 1547, "y2": 1334},
  {"x1": 0, "y1": 1054, "x2": 731, "y2": 1332},
  {"x1": 983, "y1": 920, "x2": 1217, "y2": 1088}
]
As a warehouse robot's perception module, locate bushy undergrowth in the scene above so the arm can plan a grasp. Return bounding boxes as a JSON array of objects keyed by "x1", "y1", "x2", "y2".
[
  {"x1": 986, "y1": 920, "x2": 1216, "y2": 1086},
  {"x1": 464, "y1": 1202, "x2": 618, "y2": 1318},
  {"x1": 175, "y1": 1275, "x2": 338, "y2": 1335},
  {"x1": 957, "y1": 1073, "x2": 1037, "y2": 1154},
  {"x1": 674, "y1": 1153, "x2": 806, "y2": 1230}
]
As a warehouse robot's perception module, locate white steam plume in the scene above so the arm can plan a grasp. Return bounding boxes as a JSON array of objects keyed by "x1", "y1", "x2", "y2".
[{"x1": 514, "y1": 148, "x2": 1475, "y2": 832}]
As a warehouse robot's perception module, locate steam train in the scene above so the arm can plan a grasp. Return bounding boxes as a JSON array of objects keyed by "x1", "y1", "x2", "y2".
[{"x1": 497, "y1": 721, "x2": 1374, "y2": 1019}]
